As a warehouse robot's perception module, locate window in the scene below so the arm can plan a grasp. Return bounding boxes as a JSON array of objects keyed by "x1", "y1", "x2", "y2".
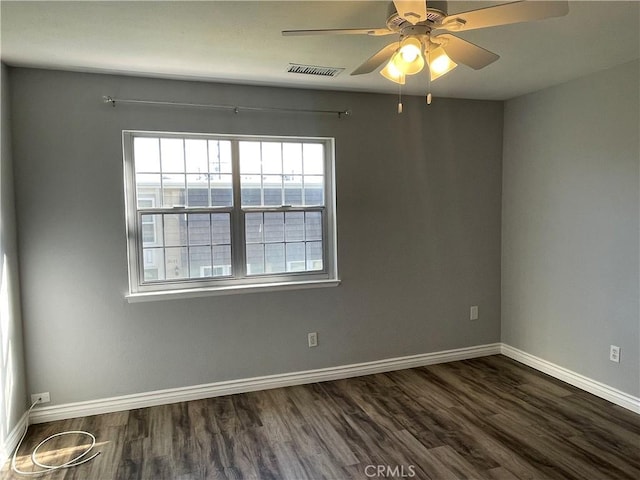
[{"x1": 123, "y1": 131, "x2": 338, "y2": 298}]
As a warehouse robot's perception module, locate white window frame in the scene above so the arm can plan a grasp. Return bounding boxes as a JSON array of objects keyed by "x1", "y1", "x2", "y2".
[{"x1": 123, "y1": 130, "x2": 339, "y2": 301}]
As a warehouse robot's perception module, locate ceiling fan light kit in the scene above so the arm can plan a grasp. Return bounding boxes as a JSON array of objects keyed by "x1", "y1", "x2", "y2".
[
  {"x1": 388, "y1": 36, "x2": 426, "y2": 76},
  {"x1": 428, "y1": 45, "x2": 457, "y2": 81},
  {"x1": 397, "y1": 36, "x2": 423, "y2": 63},
  {"x1": 380, "y1": 60, "x2": 406, "y2": 85},
  {"x1": 379, "y1": 37, "x2": 457, "y2": 85},
  {"x1": 283, "y1": 0, "x2": 569, "y2": 109}
]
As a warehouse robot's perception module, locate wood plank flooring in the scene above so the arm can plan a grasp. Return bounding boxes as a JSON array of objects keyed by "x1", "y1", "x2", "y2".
[{"x1": 4, "y1": 355, "x2": 639, "y2": 479}]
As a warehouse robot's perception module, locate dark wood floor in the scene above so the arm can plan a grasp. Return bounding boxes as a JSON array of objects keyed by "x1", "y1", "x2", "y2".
[{"x1": 4, "y1": 355, "x2": 640, "y2": 479}]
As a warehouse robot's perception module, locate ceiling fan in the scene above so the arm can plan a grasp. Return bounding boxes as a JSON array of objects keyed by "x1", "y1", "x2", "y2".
[{"x1": 283, "y1": 1, "x2": 569, "y2": 102}]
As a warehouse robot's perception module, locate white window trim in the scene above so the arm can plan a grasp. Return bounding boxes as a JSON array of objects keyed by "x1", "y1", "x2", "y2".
[
  {"x1": 125, "y1": 279, "x2": 341, "y2": 303},
  {"x1": 122, "y1": 130, "x2": 339, "y2": 301}
]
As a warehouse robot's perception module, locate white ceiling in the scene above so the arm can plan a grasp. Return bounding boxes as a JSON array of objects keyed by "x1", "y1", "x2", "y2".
[{"x1": 1, "y1": 1, "x2": 638, "y2": 100}]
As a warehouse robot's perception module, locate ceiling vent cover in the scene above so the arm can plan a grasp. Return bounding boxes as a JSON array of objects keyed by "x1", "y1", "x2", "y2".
[{"x1": 287, "y1": 64, "x2": 344, "y2": 77}]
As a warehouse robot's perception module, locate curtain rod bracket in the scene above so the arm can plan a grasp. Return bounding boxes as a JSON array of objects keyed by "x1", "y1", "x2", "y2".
[{"x1": 102, "y1": 96, "x2": 116, "y2": 107}]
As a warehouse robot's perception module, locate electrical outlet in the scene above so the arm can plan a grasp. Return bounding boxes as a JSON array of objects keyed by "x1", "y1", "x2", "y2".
[
  {"x1": 470, "y1": 305, "x2": 479, "y2": 321},
  {"x1": 609, "y1": 345, "x2": 620, "y2": 363},
  {"x1": 308, "y1": 332, "x2": 318, "y2": 348},
  {"x1": 31, "y1": 392, "x2": 51, "y2": 404}
]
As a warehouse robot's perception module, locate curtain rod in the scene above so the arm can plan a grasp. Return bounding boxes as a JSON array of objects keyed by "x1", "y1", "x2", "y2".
[{"x1": 102, "y1": 96, "x2": 351, "y2": 118}]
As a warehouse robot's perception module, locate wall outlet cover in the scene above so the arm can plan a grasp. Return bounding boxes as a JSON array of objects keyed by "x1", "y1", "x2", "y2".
[
  {"x1": 609, "y1": 345, "x2": 620, "y2": 363},
  {"x1": 31, "y1": 392, "x2": 51, "y2": 404}
]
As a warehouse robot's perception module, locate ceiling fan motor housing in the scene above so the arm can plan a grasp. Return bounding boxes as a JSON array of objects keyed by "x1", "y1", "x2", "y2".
[{"x1": 386, "y1": 1, "x2": 448, "y2": 31}]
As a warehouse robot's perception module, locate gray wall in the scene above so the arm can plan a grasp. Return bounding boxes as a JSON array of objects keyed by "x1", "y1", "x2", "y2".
[
  {"x1": 10, "y1": 68, "x2": 503, "y2": 405},
  {"x1": 502, "y1": 60, "x2": 640, "y2": 396},
  {"x1": 0, "y1": 63, "x2": 27, "y2": 452}
]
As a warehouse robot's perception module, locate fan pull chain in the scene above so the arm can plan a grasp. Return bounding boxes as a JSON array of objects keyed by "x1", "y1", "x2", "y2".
[
  {"x1": 398, "y1": 82, "x2": 403, "y2": 114},
  {"x1": 426, "y1": 57, "x2": 433, "y2": 105}
]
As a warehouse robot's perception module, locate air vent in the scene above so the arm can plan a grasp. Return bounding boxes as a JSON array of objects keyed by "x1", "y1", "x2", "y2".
[{"x1": 287, "y1": 64, "x2": 344, "y2": 77}]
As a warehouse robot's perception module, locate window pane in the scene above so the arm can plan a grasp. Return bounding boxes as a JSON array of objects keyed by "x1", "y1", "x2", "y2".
[
  {"x1": 164, "y1": 214, "x2": 187, "y2": 247},
  {"x1": 187, "y1": 174, "x2": 209, "y2": 207},
  {"x1": 212, "y1": 214, "x2": 231, "y2": 245},
  {"x1": 246, "y1": 244, "x2": 264, "y2": 275},
  {"x1": 185, "y1": 139, "x2": 208, "y2": 173},
  {"x1": 284, "y1": 175, "x2": 303, "y2": 206},
  {"x1": 143, "y1": 248, "x2": 165, "y2": 281},
  {"x1": 264, "y1": 212, "x2": 284, "y2": 243},
  {"x1": 136, "y1": 174, "x2": 161, "y2": 208},
  {"x1": 306, "y1": 241, "x2": 323, "y2": 271},
  {"x1": 165, "y1": 247, "x2": 189, "y2": 279},
  {"x1": 305, "y1": 211, "x2": 322, "y2": 241},
  {"x1": 245, "y1": 213, "x2": 263, "y2": 243},
  {"x1": 188, "y1": 214, "x2": 210, "y2": 245},
  {"x1": 213, "y1": 140, "x2": 233, "y2": 174},
  {"x1": 239, "y1": 141, "x2": 261, "y2": 173},
  {"x1": 265, "y1": 243, "x2": 285, "y2": 273},
  {"x1": 286, "y1": 242, "x2": 305, "y2": 272},
  {"x1": 161, "y1": 138, "x2": 185, "y2": 172},
  {"x1": 211, "y1": 174, "x2": 233, "y2": 207},
  {"x1": 162, "y1": 174, "x2": 186, "y2": 207},
  {"x1": 285, "y1": 212, "x2": 304, "y2": 242},
  {"x1": 141, "y1": 214, "x2": 163, "y2": 247},
  {"x1": 213, "y1": 245, "x2": 232, "y2": 276},
  {"x1": 241, "y1": 175, "x2": 262, "y2": 206},
  {"x1": 283, "y1": 143, "x2": 302, "y2": 175},
  {"x1": 189, "y1": 246, "x2": 212, "y2": 279},
  {"x1": 134, "y1": 137, "x2": 160, "y2": 172},
  {"x1": 262, "y1": 142, "x2": 282, "y2": 174},
  {"x1": 142, "y1": 223, "x2": 155, "y2": 245},
  {"x1": 304, "y1": 176, "x2": 324, "y2": 206},
  {"x1": 263, "y1": 175, "x2": 283, "y2": 206},
  {"x1": 303, "y1": 143, "x2": 324, "y2": 175},
  {"x1": 138, "y1": 198, "x2": 155, "y2": 209}
]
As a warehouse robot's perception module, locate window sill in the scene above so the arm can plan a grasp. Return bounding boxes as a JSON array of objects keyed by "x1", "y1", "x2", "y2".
[{"x1": 126, "y1": 279, "x2": 341, "y2": 303}]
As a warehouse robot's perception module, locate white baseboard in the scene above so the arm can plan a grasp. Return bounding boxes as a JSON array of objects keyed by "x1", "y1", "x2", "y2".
[
  {"x1": 29, "y1": 343, "x2": 501, "y2": 424},
  {"x1": 1, "y1": 409, "x2": 29, "y2": 464},
  {"x1": 501, "y1": 344, "x2": 640, "y2": 414},
  {"x1": 26, "y1": 342, "x2": 638, "y2": 425}
]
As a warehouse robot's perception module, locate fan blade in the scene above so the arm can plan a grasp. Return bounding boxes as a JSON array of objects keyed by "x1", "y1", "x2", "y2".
[
  {"x1": 435, "y1": 34, "x2": 499, "y2": 70},
  {"x1": 393, "y1": 0, "x2": 428, "y2": 24},
  {"x1": 351, "y1": 43, "x2": 398, "y2": 75},
  {"x1": 438, "y1": 0, "x2": 569, "y2": 32},
  {"x1": 282, "y1": 28, "x2": 393, "y2": 37}
]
